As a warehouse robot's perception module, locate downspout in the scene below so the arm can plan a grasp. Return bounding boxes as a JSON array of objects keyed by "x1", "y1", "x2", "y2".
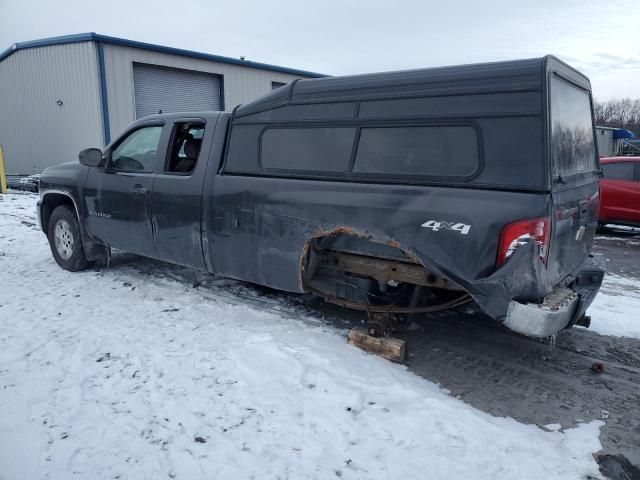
[
  {"x1": 96, "y1": 41, "x2": 111, "y2": 145},
  {"x1": 219, "y1": 74, "x2": 225, "y2": 111}
]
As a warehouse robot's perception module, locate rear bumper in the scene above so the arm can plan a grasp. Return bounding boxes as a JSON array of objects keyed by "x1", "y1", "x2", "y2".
[{"x1": 503, "y1": 256, "x2": 604, "y2": 337}]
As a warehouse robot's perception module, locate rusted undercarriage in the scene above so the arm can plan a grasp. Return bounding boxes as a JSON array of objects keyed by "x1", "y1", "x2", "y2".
[{"x1": 302, "y1": 234, "x2": 471, "y2": 321}]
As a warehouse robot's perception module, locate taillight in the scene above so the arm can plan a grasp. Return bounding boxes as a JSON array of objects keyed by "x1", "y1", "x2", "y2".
[{"x1": 497, "y1": 217, "x2": 550, "y2": 267}]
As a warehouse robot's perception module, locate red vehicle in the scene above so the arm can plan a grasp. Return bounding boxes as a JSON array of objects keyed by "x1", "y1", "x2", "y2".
[{"x1": 599, "y1": 157, "x2": 640, "y2": 227}]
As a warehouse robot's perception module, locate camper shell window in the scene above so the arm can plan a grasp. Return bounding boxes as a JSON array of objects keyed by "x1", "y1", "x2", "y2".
[
  {"x1": 261, "y1": 127, "x2": 356, "y2": 172},
  {"x1": 353, "y1": 125, "x2": 479, "y2": 178},
  {"x1": 258, "y1": 124, "x2": 479, "y2": 179},
  {"x1": 550, "y1": 76, "x2": 597, "y2": 179}
]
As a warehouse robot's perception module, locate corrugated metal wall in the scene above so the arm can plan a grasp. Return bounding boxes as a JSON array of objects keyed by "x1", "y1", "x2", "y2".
[
  {"x1": 596, "y1": 128, "x2": 614, "y2": 157},
  {"x1": 0, "y1": 42, "x2": 103, "y2": 175},
  {"x1": 102, "y1": 44, "x2": 305, "y2": 139},
  {"x1": 0, "y1": 40, "x2": 313, "y2": 174}
]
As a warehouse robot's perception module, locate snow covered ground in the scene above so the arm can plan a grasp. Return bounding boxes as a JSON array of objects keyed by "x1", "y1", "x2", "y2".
[
  {"x1": 2, "y1": 191, "x2": 635, "y2": 479},
  {"x1": 587, "y1": 274, "x2": 640, "y2": 339}
]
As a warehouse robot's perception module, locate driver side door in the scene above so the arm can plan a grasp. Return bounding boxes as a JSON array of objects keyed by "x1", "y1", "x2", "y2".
[{"x1": 84, "y1": 122, "x2": 166, "y2": 257}]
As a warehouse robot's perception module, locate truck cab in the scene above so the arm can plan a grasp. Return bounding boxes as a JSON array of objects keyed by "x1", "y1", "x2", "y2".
[{"x1": 81, "y1": 112, "x2": 228, "y2": 270}]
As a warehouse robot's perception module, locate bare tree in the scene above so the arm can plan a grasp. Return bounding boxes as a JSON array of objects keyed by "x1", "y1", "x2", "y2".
[{"x1": 593, "y1": 98, "x2": 640, "y2": 134}]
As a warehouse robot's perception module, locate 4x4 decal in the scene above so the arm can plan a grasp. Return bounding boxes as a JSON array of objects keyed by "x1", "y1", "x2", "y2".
[{"x1": 421, "y1": 220, "x2": 471, "y2": 235}]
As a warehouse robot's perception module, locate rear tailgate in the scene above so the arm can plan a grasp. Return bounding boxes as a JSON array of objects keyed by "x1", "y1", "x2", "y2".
[
  {"x1": 548, "y1": 181, "x2": 599, "y2": 280},
  {"x1": 546, "y1": 74, "x2": 600, "y2": 282}
]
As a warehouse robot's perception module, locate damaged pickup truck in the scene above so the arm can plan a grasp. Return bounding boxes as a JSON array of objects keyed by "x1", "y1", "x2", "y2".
[{"x1": 38, "y1": 55, "x2": 604, "y2": 338}]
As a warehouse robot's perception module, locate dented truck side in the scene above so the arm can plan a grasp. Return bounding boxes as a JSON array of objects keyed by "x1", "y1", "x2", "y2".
[{"x1": 38, "y1": 55, "x2": 604, "y2": 337}]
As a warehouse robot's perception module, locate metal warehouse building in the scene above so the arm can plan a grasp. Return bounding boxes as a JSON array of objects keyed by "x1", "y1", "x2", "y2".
[{"x1": 0, "y1": 33, "x2": 323, "y2": 175}]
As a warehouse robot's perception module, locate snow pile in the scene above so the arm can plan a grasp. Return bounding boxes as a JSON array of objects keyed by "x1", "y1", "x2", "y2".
[
  {"x1": 0, "y1": 193, "x2": 604, "y2": 479},
  {"x1": 601, "y1": 224, "x2": 640, "y2": 233},
  {"x1": 587, "y1": 274, "x2": 640, "y2": 339}
]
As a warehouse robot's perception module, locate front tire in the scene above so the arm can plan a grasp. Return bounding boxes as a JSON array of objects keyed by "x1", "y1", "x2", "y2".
[{"x1": 47, "y1": 205, "x2": 91, "y2": 271}]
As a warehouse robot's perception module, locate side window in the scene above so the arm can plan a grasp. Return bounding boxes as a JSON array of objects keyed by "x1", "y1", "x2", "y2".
[
  {"x1": 353, "y1": 126, "x2": 479, "y2": 178},
  {"x1": 602, "y1": 162, "x2": 635, "y2": 181},
  {"x1": 166, "y1": 123, "x2": 205, "y2": 174},
  {"x1": 111, "y1": 126, "x2": 163, "y2": 172},
  {"x1": 261, "y1": 127, "x2": 356, "y2": 172},
  {"x1": 271, "y1": 81, "x2": 287, "y2": 90}
]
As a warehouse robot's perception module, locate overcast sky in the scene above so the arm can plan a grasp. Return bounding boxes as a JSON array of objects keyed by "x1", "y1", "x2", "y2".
[{"x1": 1, "y1": 0, "x2": 639, "y2": 100}]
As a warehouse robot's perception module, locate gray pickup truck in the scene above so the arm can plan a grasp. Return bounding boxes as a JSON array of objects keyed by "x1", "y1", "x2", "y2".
[{"x1": 37, "y1": 55, "x2": 604, "y2": 338}]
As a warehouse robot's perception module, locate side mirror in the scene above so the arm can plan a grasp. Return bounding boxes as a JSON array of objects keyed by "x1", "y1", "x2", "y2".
[{"x1": 79, "y1": 148, "x2": 104, "y2": 167}]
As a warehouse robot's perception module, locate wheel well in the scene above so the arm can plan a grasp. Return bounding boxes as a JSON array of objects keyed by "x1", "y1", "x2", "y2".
[
  {"x1": 301, "y1": 232, "x2": 471, "y2": 313},
  {"x1": 41, "y1": 193, "x2": 76, "y2": 234}
]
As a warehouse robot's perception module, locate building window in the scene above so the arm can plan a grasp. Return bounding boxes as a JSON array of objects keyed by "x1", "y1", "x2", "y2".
[{"x1": 271, "y1": 81, "x2": 287, "y2": 90}]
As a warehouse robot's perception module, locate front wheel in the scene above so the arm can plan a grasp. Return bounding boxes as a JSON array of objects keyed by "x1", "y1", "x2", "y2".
[{"x1": 47, "y1": 205, "x2": 92, "y2": 271}]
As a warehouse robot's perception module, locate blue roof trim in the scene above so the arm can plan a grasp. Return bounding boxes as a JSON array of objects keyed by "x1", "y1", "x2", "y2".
[
  {"x1": 613, "y1": 128, "x2": 635, "y2": 139},
  {"x1": 0, "y1": 33, "x2": 96, "y2": 62},
  {"x1": 0, "y1": 32, "x2": 326, "y2": 78}
]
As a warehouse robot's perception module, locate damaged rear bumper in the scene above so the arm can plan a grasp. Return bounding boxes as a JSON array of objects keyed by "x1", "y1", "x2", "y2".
[
  {"x1": 503, "y1": 257, "x2": 604, "y2": 337},
  {"x1": 505, "y1": 287, "x2": 579, "y2": 337}
]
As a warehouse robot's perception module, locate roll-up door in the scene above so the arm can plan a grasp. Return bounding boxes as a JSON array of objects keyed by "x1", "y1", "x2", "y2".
[{"x1": 133, "y1": 63, "x2": 221, "y2": 118}]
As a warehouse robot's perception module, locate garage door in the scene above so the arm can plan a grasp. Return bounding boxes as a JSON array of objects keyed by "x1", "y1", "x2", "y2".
[{"x1": 133, "y1": 63, "x2": 222, "y2": 118}]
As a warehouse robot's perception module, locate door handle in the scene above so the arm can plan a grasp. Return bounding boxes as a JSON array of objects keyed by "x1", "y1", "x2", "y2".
[
  {"x1": 132, "y1": 184, "x2": 148, "y2": 196},
  {"x1": 578, "y1": 200, "x2": 589, "y2": 222}
]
